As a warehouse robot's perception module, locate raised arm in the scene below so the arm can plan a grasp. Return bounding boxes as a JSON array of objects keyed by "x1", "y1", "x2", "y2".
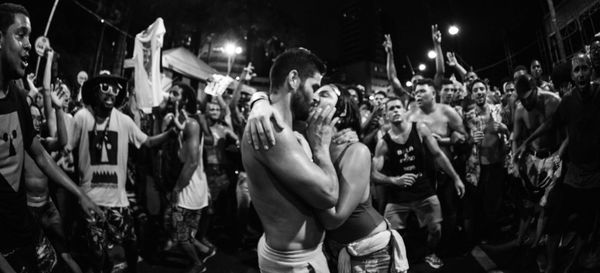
[
  {"x1": 26, "y1": 73, "x2": 38, "y2": 99},
  {"x1": 42, "y1": 50, "x2": 56, "y2": 136},
  {"x1": 432, "y1": 25, "x2": 445, "y2": 88},
  {"x1": 42, "y1": 88, "x2": 69, "y2": 151},
  {"x1": 317, "y1": 143, "x2": 371, "y2": 230},
  {"x1": 230, "y1": 63, "x2": 254, "y2": 125},
  {"x1": 215, "y1": 94, "x2": 232, "y2": 128},
  {"x1": 383, "y1": 34, "x2": 409, "y2": 97},
  {"x1": 419, "y1": 122, "x2": 465, "y2": 197},
  {"x1": 446, "y1": 52, "x2": 468, "y2": 81},
  {"x1": 244, "y1": 92, "x2": 285, "y2": 150}
]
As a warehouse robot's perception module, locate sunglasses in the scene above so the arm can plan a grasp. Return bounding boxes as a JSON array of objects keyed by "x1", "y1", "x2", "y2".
[{"x1": 99, "y1": 83, "x2": 122, "y2": 96}]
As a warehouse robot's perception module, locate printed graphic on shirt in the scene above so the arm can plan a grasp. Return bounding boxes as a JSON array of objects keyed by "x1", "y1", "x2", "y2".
[
  {"x1": 0, "y1": 112, "x2": 24, "y2": 191},
  {"x1": 88, "y1": 130, "x2": 118, "y2": 187},
  {"x1": 396, "y1": 146, "x2": 418, "y2": 173}
]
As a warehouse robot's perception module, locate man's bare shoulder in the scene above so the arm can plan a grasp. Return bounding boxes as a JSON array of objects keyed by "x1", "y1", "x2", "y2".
[
  {"x1": 439, "y1": 103, "x2": 459, "y2": 116},
  {"x1": 241, "y1": 122, "x2": 297, "y2": 161},
  {"x1": 539, "y1": 90, "x2": 561, "y2": 103}
]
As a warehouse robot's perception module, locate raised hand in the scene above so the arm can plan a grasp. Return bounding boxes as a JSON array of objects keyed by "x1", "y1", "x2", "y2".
[
  {"x1": 27, "y1": 73, "x2": 36, "y2": 83},
  {"x1": 306, "y1": 105, "x2": 339, "y2": 151},
  {"x1": 446, "y1": 52, "x2": 458, "y2": 67},
  {"x1": 50, "y1": 85, "x2": 68, "y2": 108},
  {"x1": 245, "y1": 99, "x2": 285, "y2": 150},
  {"x1": 432, "y1": 24, "x2": 442, "y2": 45},
  {"x1": 241, "y1": 62, "x2": 255, "y2": 81},
  {"x1": 332, "y1": 128, "x2": 359, "y2": 145},
  {"x1": 383, "y1": 34, "x2": 393, "y2": 53},
  {"x1": 173, "y1": 101, "x2": 187, "y2": 131}
]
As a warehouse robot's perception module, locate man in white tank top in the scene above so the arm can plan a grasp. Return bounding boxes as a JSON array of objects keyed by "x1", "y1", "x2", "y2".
[{"x1": 164, "y1": 83, "x2": 215, "y2": 272}]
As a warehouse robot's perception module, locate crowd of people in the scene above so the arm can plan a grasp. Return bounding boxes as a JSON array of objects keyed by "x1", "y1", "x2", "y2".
[{"x1": 1, "y1": 2, "x2": 600, "y2": 273}]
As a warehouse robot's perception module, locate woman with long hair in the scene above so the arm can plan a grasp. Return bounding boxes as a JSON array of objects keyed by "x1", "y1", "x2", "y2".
[{"x1": 309, "y1": 84, "x2": 408, "y2": 273}]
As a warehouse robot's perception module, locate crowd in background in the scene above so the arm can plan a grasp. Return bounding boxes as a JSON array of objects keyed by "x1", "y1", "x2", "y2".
[{"x1": 2, "y1": 2, "x2": 600, "y2": 273}]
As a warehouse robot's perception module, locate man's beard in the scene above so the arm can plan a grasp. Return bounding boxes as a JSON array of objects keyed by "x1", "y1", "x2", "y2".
[
  {"x1": 290, "y1": 84, "x2": 312, "y2": 121},
  {"x1": 95, "y1": 104, "x2": 113, "y2": 118}
]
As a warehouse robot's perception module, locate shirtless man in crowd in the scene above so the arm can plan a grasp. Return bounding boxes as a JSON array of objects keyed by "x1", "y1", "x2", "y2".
[
  {"x1": 25, "y1": 85, "x2": 83, "y2": 273},
  {"x1": 241, "y1": 48, "x2": 339, "y2": 272},
  {"x1": 407, "y1": 79, "x2": 466, "y2": 242},
  {"x1": 512, "y1": 74, "x2": 564, "y2": 246}
]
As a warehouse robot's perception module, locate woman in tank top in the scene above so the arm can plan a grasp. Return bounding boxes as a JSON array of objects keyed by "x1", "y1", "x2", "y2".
[{"x1": 309, "y1": 84, "x2": 408, "y2": 273}]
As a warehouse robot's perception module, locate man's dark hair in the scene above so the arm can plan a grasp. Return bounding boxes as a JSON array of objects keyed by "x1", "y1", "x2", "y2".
[
  {"x1": 514, "y1": 74, "x2": 536, "y2": 95},
  {"x1": 468, "y1": 78, "x2": 487, "y2": 92},
  {"x1": 333, "y1": 84, "x2": 361, "y2": 133},
  {"x1": 374, "y1": 90, "x2": 387, "y2": 98},
  {"x1": 0, "y1": 3, "x2": 29, "y2": 34},
  {"x1": 385, "y1": 96, "x2": 404, "y2": 109},
  {"x1": 441, "y1": 78, "x2": 453, "y2": 86},
  {"x1": 269, "y1": 48, "x2": 326, "y2": 93},
  {"x1": 172, "y1": 82, "x2": 197, "y2": 114},
  {"x1": 513, "y1": 65, "x2": 527, "y2": 74},
  {"x1": 414, "y1": 78, "x2": 435, "y2": 88}
]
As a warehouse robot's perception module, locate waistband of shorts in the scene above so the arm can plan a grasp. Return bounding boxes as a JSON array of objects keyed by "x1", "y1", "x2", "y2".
[{"x1": 258, "y1": 235, "x2": 324, "y2": 264}]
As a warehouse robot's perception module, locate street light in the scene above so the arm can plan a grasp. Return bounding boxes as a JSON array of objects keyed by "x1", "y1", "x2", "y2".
[
  {"x1": 418, "y1": 64, "x2": 426, "y2": 71},
  {"x1": 448, "y1": 25, "x2": 459, "y2": 36},
  {"x1": 223, "y1": 42, "x2": 243, "y2": 75},
  {"x1": 427, "y1": 50, "x2": 437, "y2": 59},
  {"x1": 405, "y1": 81, "x2": 413, "y2": 87}
]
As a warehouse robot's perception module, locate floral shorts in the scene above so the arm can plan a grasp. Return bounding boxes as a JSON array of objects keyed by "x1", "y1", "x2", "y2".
[
  {"x1": 171, "y1": 206, "x2": 202, "y2": 243},
  {"x1": 86, "y1": 206, "x2": 136, "y2": 257}
]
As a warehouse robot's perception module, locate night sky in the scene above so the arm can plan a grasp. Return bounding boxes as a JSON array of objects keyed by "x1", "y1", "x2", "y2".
[{"x1": 16, "y1": 0, "x2": 548, "y2": 87}]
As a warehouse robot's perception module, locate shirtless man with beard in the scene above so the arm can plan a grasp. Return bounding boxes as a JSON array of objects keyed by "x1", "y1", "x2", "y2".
[{"x1": 241, "y1": 48, "x2": 339, "y2": 272}]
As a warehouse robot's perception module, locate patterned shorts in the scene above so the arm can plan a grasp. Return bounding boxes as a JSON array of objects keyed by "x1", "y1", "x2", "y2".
[
  {"x1": 86, "y1": 206, "x2": 136, "y2": 257},
  {"x1": 171, "y1": 206, "x2": 202, "y2": 243},
  {"x1": 2, "y1": 234, "x2": 57, "y2": 273},
  {"x1": 518, "y1": 153, "x2": 561, "y2": 200}
]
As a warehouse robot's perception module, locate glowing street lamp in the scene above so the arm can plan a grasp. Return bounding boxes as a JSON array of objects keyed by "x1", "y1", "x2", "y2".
[
  {"x1": 418, "y1": 63, "x2": 426, "y2": 71},
  {"x1": 405, "y1": 81, "x2": 413, "y2": 87},
  {"x1": 427, "y1": 50, "x2": 437, "y2": 59},
  {"x1": 448, "y1": 25, "x2": 459, "y2": 36},
  {"x1": 223, "y1": 42, "x2": 243, "y2": 75}
]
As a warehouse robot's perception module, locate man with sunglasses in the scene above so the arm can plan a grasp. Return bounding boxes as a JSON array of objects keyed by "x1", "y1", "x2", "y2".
[{"x1": 68, "y1": 74, "x2": 178, "y2": 272}]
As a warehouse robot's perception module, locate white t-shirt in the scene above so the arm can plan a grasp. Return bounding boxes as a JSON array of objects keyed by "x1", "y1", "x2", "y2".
[
  {"x1": 177, "y1": 136, "x2": 209, "y2": 210},
  {"x1": 70, "y1": 108, "x2": 148, "y2": 207}
]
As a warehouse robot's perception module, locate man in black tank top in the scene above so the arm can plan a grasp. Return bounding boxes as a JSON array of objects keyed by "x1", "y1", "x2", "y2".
[{"x1": 372, "y1": 97, "x2": 464, "y2": 269}]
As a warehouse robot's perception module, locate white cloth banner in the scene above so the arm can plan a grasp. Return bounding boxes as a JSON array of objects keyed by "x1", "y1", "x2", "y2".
[
  {"x1": 132, "y1": 18, "x2": 165, "y2": 113},
  {"x1": 204, "y1": 74, "x2": 234, "y2": 97}
]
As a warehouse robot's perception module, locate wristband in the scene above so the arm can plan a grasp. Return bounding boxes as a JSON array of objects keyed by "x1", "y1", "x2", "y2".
[{"x1": 250, "y1": 92, "x2": 269, "y2": 110}]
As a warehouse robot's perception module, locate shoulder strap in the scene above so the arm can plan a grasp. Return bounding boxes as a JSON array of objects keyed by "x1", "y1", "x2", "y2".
[{"x1": 334, "y1": 143, "x2": 355, "y2": 167}]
